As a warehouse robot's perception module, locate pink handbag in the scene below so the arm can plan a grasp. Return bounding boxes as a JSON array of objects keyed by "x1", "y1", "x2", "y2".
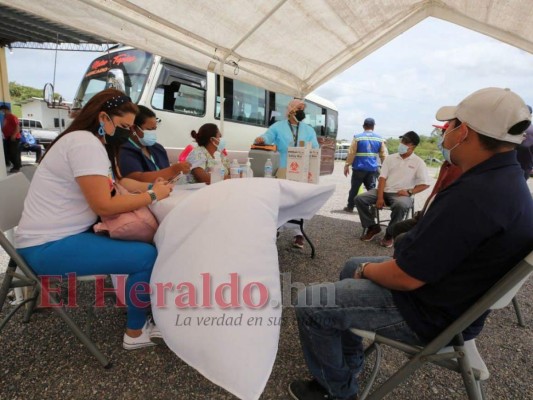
[{"x1": 93, "y1": 183, "x2": 159, "y2": 243}]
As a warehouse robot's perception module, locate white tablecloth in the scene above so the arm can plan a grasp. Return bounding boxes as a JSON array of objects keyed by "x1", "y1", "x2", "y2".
[{"x1": 150, "y1": 178, "x2": 334, "y2": 400}]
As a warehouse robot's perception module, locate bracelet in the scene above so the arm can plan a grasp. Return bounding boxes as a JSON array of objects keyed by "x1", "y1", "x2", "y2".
[
  {"x1": 360, "y1": 262, "x2": 369, "y2": 279},
  {"x1": 147, "y1": 189, "x2": 158, "y2": 205},
  {"x1": 147, "y1": 183, "x2": 154, "y2": 190}
]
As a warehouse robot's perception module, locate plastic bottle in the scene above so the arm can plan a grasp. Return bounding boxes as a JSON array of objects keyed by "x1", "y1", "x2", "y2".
[
  {"x1": 230, "y1": 159, "x2": 240, "y2": 179},
  {"x1": 210, "y1": 152, "x2": 225, "y2": 184},
  {"x1": 246, "y1": 158, "x2": 254, "y2": 178},
  {"x1": 264, "y1": 158, "x2": 273, "y2": 178}
]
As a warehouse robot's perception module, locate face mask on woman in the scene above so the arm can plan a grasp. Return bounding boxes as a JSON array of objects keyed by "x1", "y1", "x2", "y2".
[
  {"x1": 99, "y1": 114, "x2": 131, "y2": 146},
  {"x1": 137, "y1": 129, "x2": 158, "y2": 147},
  {"x1": 213, "y1": 137, "x2": 226, "y2": 152}
]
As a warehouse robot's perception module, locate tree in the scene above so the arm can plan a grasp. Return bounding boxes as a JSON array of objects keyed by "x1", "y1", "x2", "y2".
[{"x1": 9, "y1": 81, "x2": 63, "y2": 103}]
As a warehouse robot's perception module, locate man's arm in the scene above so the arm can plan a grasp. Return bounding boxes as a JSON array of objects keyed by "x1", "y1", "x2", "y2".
[
  {"x1": 376, "y1": 176, "x2": 386, "y2": 208},
  {"x1": 343, "y1": 138, "x2": 358, "y2": 177},
  {"x1": 378, "y1": 141, "x2": 388, "y2": 162},
  {"x1": 397, "y1": 183, "x2": 430, "y2": 197},
  {"x1": 359, "y1": 259, "x2": 425, "y2": 291}
]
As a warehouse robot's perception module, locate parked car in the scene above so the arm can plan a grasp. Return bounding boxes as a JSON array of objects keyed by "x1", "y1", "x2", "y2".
[
  {"x1": 335, "y1": 149, "x2": 348, "y2": 160},
  {"x1": 18, "y1": 118, "x2": 59, "y2": 145}
]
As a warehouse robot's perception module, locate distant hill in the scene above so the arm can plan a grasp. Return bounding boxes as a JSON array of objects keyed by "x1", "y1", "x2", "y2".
[{"x1": 9, "y1": 82, "x2": 62, "y2": 117}]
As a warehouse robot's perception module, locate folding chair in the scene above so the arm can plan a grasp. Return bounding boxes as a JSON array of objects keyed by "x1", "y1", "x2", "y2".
[
  {"x1": 371, "y1": 202, "x2": 415, "y2": 229},
  {"x1": 352, "y1": 250, "x2": 533, "y2": 400},
  {"x1": 0, "y1": 173, "x2": 110, "y2": 368}
]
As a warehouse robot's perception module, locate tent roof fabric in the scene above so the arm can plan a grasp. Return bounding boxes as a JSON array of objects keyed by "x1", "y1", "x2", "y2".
[
  {"x1": 2, "y1": 1, "x2": 531, "y2": 96},
  {"x1": 0, "y1": 3, "x2": 109, "y2": 47}
]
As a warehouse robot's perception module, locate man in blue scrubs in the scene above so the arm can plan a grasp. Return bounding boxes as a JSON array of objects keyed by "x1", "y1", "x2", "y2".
[
  {"x1": 255, "y1": 99, "x2": 319, "y2": 248},
  {"x1": 289, "y1": 87, "x2": 533, "y2": 400}
]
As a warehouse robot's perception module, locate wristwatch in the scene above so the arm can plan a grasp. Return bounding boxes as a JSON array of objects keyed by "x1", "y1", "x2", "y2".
[
  {"x1": 147, "y1": 189, "x2": 158, "y2": 204},
  {"x1": 355, "y1": 262, "x2": 369, "y2": 279},
  {"x1": 407, "y1": 189, "x2": 413, "y2": 197}
]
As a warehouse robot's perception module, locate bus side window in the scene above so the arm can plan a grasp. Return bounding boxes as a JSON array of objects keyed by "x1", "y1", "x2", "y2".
[{"x1": 163, "y1": 82, "x2": 180, "y2": 111}]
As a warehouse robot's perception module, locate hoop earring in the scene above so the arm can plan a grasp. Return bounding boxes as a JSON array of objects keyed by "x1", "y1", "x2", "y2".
[{"x1": 98, "y1": 122, "x2": 106, "y2": 137}]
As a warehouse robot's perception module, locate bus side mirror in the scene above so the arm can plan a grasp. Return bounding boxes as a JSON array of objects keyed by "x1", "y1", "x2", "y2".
[{"x1": 43, "y1": 83, "x2": 54, "y2": 106}]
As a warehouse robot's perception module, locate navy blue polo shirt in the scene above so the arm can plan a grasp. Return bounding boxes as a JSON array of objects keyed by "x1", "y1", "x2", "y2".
[
  {"x1": 119, "y1": 140, "x2": 170, "y2": 177},
  {"x1": 392, "y1": 151, "x2": 533, "y2": 343}
]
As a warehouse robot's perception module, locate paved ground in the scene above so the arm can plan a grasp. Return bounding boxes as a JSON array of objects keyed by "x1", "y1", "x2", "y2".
[{"x1": 1, "y1": 161, "x2": 532, "y2": 399}]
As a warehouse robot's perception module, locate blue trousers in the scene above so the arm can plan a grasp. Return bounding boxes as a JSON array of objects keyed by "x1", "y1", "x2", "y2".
[
  {"x1": 18, "y1": 232, "x2": 157, "y2": 330},
  {"x1": 294, "y1": 256, "x2": 421, "y2": 399},
  {"x1": 346, "y1": 170, "x2": 377, "y2": 209}
]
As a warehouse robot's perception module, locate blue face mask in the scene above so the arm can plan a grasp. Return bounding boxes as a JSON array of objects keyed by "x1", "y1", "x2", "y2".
[
  {"x1": 139, "y1": 130, "x2": 157, "y2": 147},
  {"x1": 437, "y1": 124, "x2": 462, "y2": 164},
  {"x1": 214, "y1": 137, "x2": 226, "y2": 152},
  {"x1": 398, "y1": 143, "x2": 409, "y2": 155}
]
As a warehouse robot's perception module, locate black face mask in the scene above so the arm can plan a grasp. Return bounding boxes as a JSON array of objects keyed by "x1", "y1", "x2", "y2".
[
  {"x1": 295, "y1": 110, "x2": 306, "y2": 122},
  {"x1": 106, "y1": 126, "x2": 131, "y2": 146}
]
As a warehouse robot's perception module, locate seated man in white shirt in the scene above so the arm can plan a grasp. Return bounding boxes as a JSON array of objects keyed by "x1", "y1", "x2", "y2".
[{"x1": 355, "y1": 131, "x2": 429, "y2": 247}]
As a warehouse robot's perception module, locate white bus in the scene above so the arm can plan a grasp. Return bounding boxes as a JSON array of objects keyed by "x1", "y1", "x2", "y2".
[{"x1": 72, "y1": 47, "x2": 338, "y2": 174}]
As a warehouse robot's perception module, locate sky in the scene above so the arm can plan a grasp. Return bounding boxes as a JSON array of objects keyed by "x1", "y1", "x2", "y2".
[{"x1": 5, "y1": 17, "x2": 533, "y2": 141}]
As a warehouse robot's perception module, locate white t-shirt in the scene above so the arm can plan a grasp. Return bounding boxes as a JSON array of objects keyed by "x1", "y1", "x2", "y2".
[
  {"x1": 379, "y1": 153, "x2": 429, "y2": 193},
  {"x1": 16, "y1": 130, "x2": 112, "y2": 248}
]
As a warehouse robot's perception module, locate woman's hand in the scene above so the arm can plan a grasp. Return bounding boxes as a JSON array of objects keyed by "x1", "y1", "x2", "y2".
[
  {"x1": 152, "y1": 180, "x2": 172, "y2": 201},
  {"x1": 172, "y1": 161, "x2": 191, "y2": 175}
]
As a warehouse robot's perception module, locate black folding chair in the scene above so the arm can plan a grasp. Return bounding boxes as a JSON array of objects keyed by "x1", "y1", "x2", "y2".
[
  {"x1": 0, "y1": 173, "x2": 110, "y2": 368},
  {"x1": 352, "y1": 250, "x2": 533, "y2": 400}
]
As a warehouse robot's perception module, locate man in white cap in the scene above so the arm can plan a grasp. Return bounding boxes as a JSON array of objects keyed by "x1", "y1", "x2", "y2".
[
  {"x1": 289, "y1": 88, "x2": 533, "y2": 400},
  {"x1": 255, "y1": 99, "x2": 319, "y2": 249}
]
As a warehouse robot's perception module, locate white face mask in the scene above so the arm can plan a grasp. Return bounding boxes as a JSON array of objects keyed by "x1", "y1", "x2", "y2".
[
  {"x1": 437, "y1": 124, "x2": 464, "y2": 165},
  {"x1": 398, "y1": 143, "x2": 409, "y2": 155}
]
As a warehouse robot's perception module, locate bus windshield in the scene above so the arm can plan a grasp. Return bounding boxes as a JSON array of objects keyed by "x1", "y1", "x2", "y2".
[{"x1": 72, "y1": 49, "x2": 153, "y2": 110}]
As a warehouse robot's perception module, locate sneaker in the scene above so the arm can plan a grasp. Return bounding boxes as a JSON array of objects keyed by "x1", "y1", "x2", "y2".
[
  {"x1": 123, "y1": 320, "x2": 158, "y2": 350},
  {"x1": 149, "y1": 321, "x2": 165, "y2": 345},
  {"x1": 343, "y1": 206, "x2": 354, "y2": 213},
  {"x1": 380, "y1": 234, "x2": 394, "y2": 248},
  {"x1": 288, "y1": 379, "x2": 357, "y2": 400},
  {"x1": 360, "y1": 225, "x2": 381, "y2": 241},
  {"x1": 293, "y1": 235, "x2": 305, "y2": 249}
]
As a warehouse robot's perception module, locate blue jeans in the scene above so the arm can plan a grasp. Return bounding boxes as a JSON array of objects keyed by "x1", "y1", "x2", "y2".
[
  {"x1": 346, "y1": 170, "x2": 377, "y2": 209},
  {"x1": 354, "y1": 189, "x2": 414, "y2": 236},
  {"x1": 18, "y1": 232, "x2": 157, "y2": 330},
  {"x1": 294, "y1": 256, "x2": 421, "y2": 399}
]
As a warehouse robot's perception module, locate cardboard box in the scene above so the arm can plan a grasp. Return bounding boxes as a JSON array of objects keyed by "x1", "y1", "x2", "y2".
[
  {"x1": 286, "y1": 146, "x2": 309, "y2": 183},
  {"x1": 308, "y1": 148, "x2": 321, "y2": 184}
]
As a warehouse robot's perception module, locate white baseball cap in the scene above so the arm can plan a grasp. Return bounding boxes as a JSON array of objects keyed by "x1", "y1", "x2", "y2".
[{"x1": 436, "y1": 87, "x2": 531, "y2": 144}]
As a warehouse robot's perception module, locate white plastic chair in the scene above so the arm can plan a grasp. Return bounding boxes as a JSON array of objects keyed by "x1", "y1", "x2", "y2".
[{"x1": 0, "y1": 173, "x2": 110, "y2": 367}]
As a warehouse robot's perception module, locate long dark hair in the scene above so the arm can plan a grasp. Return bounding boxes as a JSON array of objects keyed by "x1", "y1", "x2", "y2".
[
  {"x1": 43, "y1": 88, "x2": 139, "y2": 179},
  {"x1": 190, "y1": 123, "x2": 218, "y2": 147}
]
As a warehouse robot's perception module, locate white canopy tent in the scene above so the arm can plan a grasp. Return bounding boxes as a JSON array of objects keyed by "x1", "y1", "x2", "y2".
[
  {"x1": 2, "y1": 1, "x2": 533, "y2": 399},
  {"x1": 3, "y1": 0, "x2": 533, "y2": 98}
]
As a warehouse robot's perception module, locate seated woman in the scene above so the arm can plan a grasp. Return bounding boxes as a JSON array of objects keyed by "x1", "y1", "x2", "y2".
[
  {"x1": 186, "y1": 123, "x2": 230, "y2": 184},
  {"x1": 119, "y1": 105, "x2": 190, "y2": 182},
  {"x1": 15, "y1": 89, "x2": 173, "y2": 350}
]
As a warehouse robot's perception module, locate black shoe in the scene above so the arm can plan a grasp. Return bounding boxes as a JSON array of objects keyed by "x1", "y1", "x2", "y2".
[
  {"x1": 343, "y1": 206, "x2": 354, "y2": 213},
  {"x1": 8, "y1": 168, "x2": 20, "y2": 173},
  {"x1": 288, "y1": 379, "x2": 358, "y2": 400},
  {"x1": 289, "y1": 380, "x2": 331, "y2": 399}
]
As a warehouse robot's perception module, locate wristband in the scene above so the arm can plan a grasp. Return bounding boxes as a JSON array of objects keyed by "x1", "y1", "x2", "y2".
[
  {"x1": 147, "y1": 189, "x2": 158, "y2": 204},
  {"x1": 147, "y1": 183, "x2": 154, "y2": 190}
]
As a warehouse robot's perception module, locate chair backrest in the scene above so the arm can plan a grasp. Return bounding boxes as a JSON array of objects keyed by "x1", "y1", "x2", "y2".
[
  {"x1": 422, "y1": 250, "x2": 533, "y2": 354},
  {"x1": 490, "y1": 250, "x2": 533, "y2": 309},
  {"x1": 0, "y1": 173, "x2": 31, "y2": 232}
]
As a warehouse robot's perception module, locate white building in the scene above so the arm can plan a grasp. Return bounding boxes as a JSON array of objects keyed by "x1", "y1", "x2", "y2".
[{"x1": 19, "y1": 97, "x2": 73, "y2": 130}]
